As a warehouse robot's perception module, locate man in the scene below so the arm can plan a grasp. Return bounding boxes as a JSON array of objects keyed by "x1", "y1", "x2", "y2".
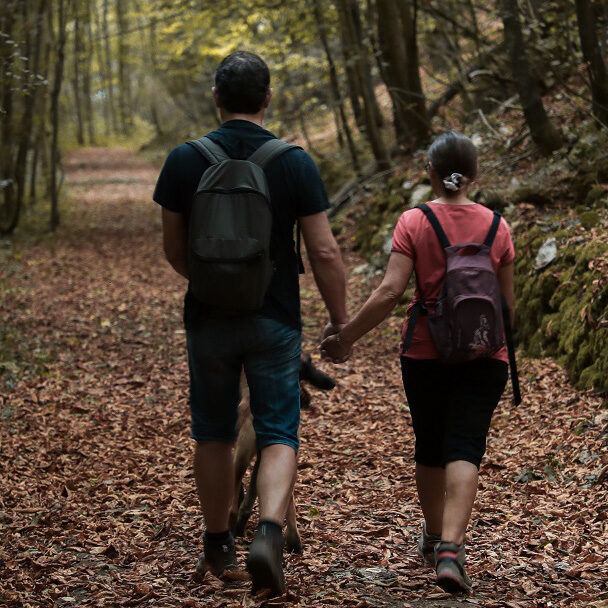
[{"x1": 153, "y1": 51, "x2": 347, "y2": 594}]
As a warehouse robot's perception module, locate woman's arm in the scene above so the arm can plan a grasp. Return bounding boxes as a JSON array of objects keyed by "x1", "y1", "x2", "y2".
[{"x1": 321, "y1": 252, "x2": 414, "y2": 362}]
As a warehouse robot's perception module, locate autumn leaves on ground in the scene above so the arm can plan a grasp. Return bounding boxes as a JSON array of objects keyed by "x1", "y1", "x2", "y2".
[{"x1": 1, "y1": 148, "x2": 607, "y2": 608}]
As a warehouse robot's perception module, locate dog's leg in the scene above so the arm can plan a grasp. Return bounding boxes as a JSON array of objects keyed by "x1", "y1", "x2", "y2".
[
  {"x1": 284, "y1": 492, "x2": 302, "y2": 554},
  {"x1": 230, "y1": 398, "x2": 256, "y2": 535},
  {"x1": 235, "y1": 454, "x2": 259, "y2": 537},
  {"x1": 229, "y1": 437, "x2": 251, "y2": 535}
]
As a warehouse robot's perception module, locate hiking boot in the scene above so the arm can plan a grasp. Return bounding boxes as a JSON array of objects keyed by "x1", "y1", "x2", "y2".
[
  {"x1": 417, "y1": 523, "x2": 441, "y2": 565},
  {"x1": 435, "y1": 541, "x2": 472, "y2": 594},
  {"x1": 246, "y1": 521, "x2": 285, "y2": 595},
  {"x1": 196, "y1": 532, "x2": 237, "y2": 577}
]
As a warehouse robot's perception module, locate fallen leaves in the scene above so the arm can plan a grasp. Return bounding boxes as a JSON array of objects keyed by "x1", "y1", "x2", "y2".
[{"x1": 0, "y1": 148, "x2": 607, "y2": 608}]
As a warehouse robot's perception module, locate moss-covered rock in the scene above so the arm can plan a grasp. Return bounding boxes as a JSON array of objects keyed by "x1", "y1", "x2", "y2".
[
  {"x1": 473, "y1": 189, "x2": 508, "y2": 211},
  {"x1": 585, "y1": 185, "x2": 607, "y2": 208},
  {"x1": 515, "y1": 227, "x2": 608, "y2": 394},
  {"x1": 511, "y1": 185, "x2": 552, "y2": 206},
  {"x1": 579, "y1": 210, "x2": 600, "y2": 229}
]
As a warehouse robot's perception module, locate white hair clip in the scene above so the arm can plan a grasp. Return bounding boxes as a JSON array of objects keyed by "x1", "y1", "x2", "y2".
[{"x1": 443, "y1": 172, "x2": 464, "y2": 191}]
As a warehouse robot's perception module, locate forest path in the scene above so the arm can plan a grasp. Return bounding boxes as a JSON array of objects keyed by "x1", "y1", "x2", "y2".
[{"x1": 0, "y1": 148, "x2": 606, "y2": 608}]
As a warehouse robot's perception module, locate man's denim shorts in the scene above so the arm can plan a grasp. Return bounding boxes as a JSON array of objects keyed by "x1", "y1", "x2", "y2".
[{"x1": 186, "y1": 315, "x2": 301, "y2": 451}]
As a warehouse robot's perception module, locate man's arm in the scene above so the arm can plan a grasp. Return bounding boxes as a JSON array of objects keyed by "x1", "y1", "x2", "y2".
[
  {"x1": 299, "y1": 211, "x2": 348, "y2": 328},
  {"x1": 161, "y1": 208, "x2": 188, "y2": 279}
]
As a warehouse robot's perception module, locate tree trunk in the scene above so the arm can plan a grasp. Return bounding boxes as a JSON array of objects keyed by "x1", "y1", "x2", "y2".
[
  {"x1": 500, "y1": 0, "x2": 562, "y2": 154},
  {"x1": 0, "y1": 3, "x2": 17, "y2": 234},
  {"x1": 147, "y1": 17, "x2": 164, "y2": 139},
  {"x1": 339, "y1": 26, "x2": 364, "y2": 130},
  {"x1": 94, "y1": 1, "x2": 110, "y2": 134},
  {"x1": 29, "y1": 145, "x2": 39, "y2": 203},
  {"x1": 116, "y1": 0, "x2": 132, "y2": 134},
  {"x1": 376, "y1": 0, "x2": 408, "y2": 143},
  {"x1": 397, "y1": 0, "x2": 429, "y2": 146},
  {"x1": 12, "y1": 0, "x2": 46, "y2": 232},
  {"x1": 349, "y1": 0, "x2": 384, "y2": 127},
  {"x1": 376, "y1": 0, "x2": 428, "y2": 148},
  {"x1": 34, "y1": 24, "x2": 52, "y2": 203},
  {"x1": 574, "y1": 0, "x2": 608, "y2": 126},
  {"x1": 102, "y1": 0, "x2": 118, "y2": 133},
  {"x1": 311, "y1": 0, "x2": 361, "y2": 174},
  {"x1": 50, "y1": 0, "x2": 71, "y2": 231},
  {"x1": 338, "y1": 0, "x2": 391, "y2": 169},
  {"x1": 72, "y1": 3, "x2": 85, "y2": 146},
  {"x1": 83, "y1": 0, "x2": 96, "y2": 144}
]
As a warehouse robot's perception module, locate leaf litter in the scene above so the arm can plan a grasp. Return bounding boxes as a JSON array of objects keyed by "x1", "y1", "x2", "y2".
[{"x1": 0, "y1": 148, "x2": 606, "y2": 608}]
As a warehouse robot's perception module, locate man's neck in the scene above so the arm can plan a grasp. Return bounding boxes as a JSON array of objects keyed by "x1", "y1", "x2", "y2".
[{"x1": 220, "y1": 112, "x2": 265, "y2": 127}]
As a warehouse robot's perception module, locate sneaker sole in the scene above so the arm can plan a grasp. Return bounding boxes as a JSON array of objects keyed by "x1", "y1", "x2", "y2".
[
  {"x1": 246, "y1": 550, "x2": 285, "y2": 595},
  {"x1": 436, "y1": 571, "x2": 472, "y2": 594}
]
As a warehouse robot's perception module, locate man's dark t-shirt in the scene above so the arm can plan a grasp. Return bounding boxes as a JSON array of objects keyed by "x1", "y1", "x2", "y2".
[{"x1": 153, "y1": 119, "x2": 330, "y2": 330}]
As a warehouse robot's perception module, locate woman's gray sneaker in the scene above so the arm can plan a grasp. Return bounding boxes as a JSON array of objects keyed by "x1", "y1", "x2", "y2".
[
  {"x1": 196, "y1": 533, "x2": 238, "y2": 577},
  {"x1": 417, "y1": 523, "x2": 441, "y2": 565},
  {"x1": 435, "y1": 541, "x2": 472, "y2": 594}
]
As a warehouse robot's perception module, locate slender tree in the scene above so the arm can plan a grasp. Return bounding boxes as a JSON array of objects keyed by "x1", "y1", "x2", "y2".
[
  {"x1": 311, "y1": 0, "x2": 361, "y2": 174},
  {"x1": 116, "y1": 0, "x2": 132, "y2": 134},
  {"x1": 500, "y1": 0, "x2": 562, "y2": 154},
  {"x1": 11, "y1": 0, "x2": 46, "y2": 232},
  {"x1": 83, "y1": 1, "x2": 96, "y2": 144},
  {"x1": 50, "y1": 0, "x2": 71, "y2": 230},
  {"x1": 72, "y1": 2, "x2": 85, "y2": 146},
  {"x1": 397, "y1": 0, "x2": 429, "y2": 146},
  {"x1": 574, "y1": 0, "x2": 608, "y2": 126},
  {"x1": 102, "y1": 0, "x2": 118, "y2": 133},
  {"x1": 337, "y1": 0, "x2": 391, "y2": 169},
  {"x1": 0, "y1": 2, "x2": 17, "y2": 234}
]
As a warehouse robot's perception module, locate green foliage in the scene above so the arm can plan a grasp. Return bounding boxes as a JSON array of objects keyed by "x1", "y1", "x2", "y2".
[{"x1": 514, "y1": 224, "x2": 608, "y2": 393}]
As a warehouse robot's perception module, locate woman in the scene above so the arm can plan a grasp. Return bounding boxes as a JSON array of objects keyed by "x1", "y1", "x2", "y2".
[{"x1": 321, "y1": 132, "x2": 515, "y2": 594}]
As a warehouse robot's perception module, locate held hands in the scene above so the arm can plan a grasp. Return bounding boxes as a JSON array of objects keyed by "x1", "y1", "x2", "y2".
[{"x1": 320, "y1": 321, "x2": 353, "y2": 363}]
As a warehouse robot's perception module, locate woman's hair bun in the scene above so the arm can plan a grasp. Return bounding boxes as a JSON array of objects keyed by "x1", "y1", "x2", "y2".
[{"x1": 428, "y1": 132, "x2": 477, "y2": 197}]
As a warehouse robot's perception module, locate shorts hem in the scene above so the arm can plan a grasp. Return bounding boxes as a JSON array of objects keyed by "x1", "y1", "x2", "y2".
[
  {"x1": 414, "y1": 456, "x2": 445, "y2": 469},
  {"x1": 443, "y1": 455, "x2": 483, "y2": 469},
  {"x1": 257, "y1": 438, "x2": 299, "y2": 453},
  {"x1": 190, "y1": 433, "x2": 237, "y2": 444}
]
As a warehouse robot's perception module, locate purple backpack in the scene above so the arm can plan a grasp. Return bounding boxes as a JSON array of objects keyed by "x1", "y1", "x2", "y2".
[{"x1": 403, "y1": 203, "x2": 505, "y2": 363}]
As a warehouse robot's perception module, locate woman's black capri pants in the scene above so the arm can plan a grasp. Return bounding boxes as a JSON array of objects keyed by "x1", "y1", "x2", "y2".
[{"x1": 401, "y1": 357, "x2": 508, "y2": 469}]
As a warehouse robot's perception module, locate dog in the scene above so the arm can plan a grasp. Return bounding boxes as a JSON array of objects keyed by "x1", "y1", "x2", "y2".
[{"x1": 229, "y1": 355, "x2": 335, "y2": 553}]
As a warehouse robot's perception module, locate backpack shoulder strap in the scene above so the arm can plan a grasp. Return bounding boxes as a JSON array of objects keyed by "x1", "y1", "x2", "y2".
[
  {"x1": 248, "y1": 139, "x2": 304, "y2": 273},
  {"x1": 483, "y1": 210, "x2": 502, "y2": 248},
  {"x1": 417, "y1": 203, "x2": 451, "y2": 248},
  {"x1": 248, "y1": 139, "x2": 300, "y2": 169},
  {"x1": 501, "y1": 295, "x2": 522, "y2": 406},
  {"x1": 186, "y1": 136, "x2": 230, "y2": 165}
]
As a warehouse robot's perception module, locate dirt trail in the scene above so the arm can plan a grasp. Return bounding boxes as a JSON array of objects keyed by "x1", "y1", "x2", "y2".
[{"x1": 0, "y1": 148, "x2": 606, "y2": 608}]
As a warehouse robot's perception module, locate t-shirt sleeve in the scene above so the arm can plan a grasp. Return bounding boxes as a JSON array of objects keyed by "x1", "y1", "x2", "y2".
[
  {"x1": 498, "y1": 217, "x2": 515, "y2": 266},
  {"x1": 391, "y1": 211, "x2": 415, "y2": 260},
  {"x1": 153, "y1": 145, "x2": 190, "y2": 213},
  {"x1": 290, "y1": 150, "x2": 330, "y2": 217}
]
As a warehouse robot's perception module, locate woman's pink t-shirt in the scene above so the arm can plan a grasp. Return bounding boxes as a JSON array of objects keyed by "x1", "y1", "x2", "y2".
[{"x1": 391, "y1": 201, "x2": 515, "y2": 363}]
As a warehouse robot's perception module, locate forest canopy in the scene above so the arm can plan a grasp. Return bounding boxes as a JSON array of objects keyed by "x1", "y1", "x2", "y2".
[{"x1": 1, "y1": 0, "x2": 607, "y2": 233}]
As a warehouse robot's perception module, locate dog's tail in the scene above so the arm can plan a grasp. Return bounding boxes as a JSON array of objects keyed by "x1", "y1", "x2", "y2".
[{"x1": 300, "y1": 355, "x2": 336, "y2": 391}]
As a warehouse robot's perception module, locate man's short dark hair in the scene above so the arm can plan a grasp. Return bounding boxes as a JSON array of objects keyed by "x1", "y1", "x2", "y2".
[{"x1": 215, "y1": 51, "x2": 270, "y2": 114}]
